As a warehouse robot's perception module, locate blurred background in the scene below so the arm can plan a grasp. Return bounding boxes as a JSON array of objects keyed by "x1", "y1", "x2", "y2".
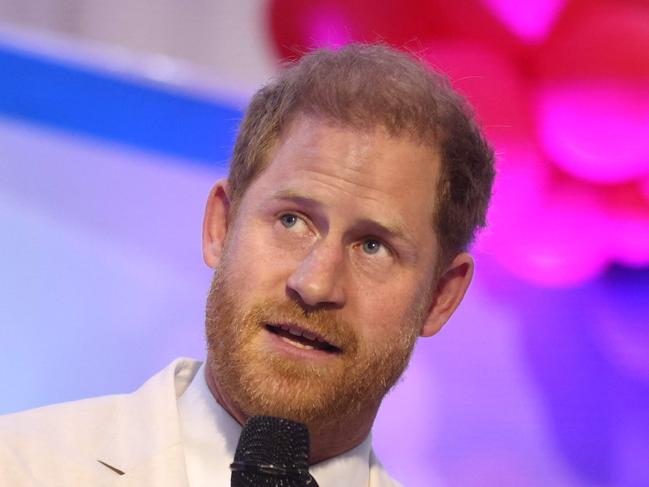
[{"x1": 1, "y1": 1, "x2": 648, "y2": 486}]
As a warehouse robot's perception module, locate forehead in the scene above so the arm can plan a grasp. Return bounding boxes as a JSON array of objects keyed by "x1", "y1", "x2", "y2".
[
  {"x1": 268, "y1": 116, "x2": 437, "y2": 196},
  {"x1": 245, "y1": 116, "x2": 440, "y2": 236}
]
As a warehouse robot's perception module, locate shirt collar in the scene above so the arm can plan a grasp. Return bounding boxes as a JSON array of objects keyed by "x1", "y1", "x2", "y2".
[{"x1": 177, "y1": 362, "x2": 371, "y2": 487}]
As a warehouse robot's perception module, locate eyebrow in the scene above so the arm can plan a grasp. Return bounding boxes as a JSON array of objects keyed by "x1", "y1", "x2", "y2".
[
  {"x1": 271, "y1": 189, "x2": 416, "y2": 248},
  {"x1": 271, "y1": 189, "x2": 324, "y2": 211}
]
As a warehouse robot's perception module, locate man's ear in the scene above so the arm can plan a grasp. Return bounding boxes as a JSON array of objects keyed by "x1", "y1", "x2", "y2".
[
  {"x1": 202, "y1": 179, "x2": 231, "y2": 269},
  {"x1": 420, "y1": 252, "x2": 474, "y2": 337}
]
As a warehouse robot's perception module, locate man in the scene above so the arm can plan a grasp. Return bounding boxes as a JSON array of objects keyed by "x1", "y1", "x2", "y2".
[{"x1": 0, "y1": 44, "x2": 494, "y2": 486}]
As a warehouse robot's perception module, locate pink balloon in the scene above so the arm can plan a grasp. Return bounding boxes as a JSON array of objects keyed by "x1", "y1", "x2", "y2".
[
  {"x1": 607, "y1": 213, "x2": 649, "y2": 266},
  {"x1": 536, "y1": 81, "x2": 649, "y2": 184},
  {"x1": 482, "y1": 0, "x2": 567, "y2": 44},
  {"x1": 480, "y1": 145, "x2": 598, "y2": 287}
]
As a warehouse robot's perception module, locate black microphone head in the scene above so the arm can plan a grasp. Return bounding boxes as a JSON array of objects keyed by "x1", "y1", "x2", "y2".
[{"x1": 231, "y1": 416, "x2": 318, "y2": 487}]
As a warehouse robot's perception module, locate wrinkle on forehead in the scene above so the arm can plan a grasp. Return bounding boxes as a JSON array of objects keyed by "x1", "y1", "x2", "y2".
[
  {"x1": 292, "y1": 167, "x2": 390, "y2": 203},
  {"x1": 273, "y1": 116, "x2": 439, "y2": 194}
]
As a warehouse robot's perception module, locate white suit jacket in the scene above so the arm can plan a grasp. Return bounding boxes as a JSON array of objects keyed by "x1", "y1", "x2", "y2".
[{"x1": 0, "y1": 358, "x2": 400, "y2": 486}]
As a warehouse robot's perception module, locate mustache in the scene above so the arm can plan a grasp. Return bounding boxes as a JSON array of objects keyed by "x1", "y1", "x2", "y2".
[
  {"x1": 206, "y1": 270, "x2": 359, "y2": 353},
  {"x1": 244, "y1": 299, "x2": 359, "y2": 353}
]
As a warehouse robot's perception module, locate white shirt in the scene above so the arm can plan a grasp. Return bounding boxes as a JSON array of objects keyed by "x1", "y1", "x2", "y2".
[{"x1": 177, "y1": 363, "x2": 373, "y2": 487}]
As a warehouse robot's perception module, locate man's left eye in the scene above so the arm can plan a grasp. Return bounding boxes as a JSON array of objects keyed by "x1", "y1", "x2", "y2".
[
  {"x1": 362, "y1": 239, "x2": 383, "y2": 255},
  {"x1": 280, "y1": 213, "x2": 299, "y2": 228}
]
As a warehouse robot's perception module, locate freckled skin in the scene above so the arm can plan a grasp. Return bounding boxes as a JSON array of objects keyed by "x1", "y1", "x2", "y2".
[{"x1": 202, "y1": 115, "x2": 474, "y2": 464}]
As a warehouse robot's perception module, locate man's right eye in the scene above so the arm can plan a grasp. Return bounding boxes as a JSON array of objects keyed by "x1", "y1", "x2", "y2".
[{"x1": 279, "y1": 213, "x2": 299, "y2": 228}]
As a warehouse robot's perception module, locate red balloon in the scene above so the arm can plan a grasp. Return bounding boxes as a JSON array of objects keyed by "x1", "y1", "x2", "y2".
[
  {"x1": 534, "y1": 0, "x2": 649, "y2": 79},
  {"x1": 421, "y1": 43, "x2": 533, "y2": 141},
  {"x1": 268, "y1": 0, "x2": 523, "y2": 61}
]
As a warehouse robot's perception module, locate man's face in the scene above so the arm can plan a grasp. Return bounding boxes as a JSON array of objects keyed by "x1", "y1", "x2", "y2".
[{"x1": 205, "y1": 116, "x2": 442, "y2": 430}]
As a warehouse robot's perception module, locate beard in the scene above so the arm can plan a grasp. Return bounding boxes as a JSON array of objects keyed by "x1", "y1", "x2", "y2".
[{"x1": 205, "y1": 253, "x2": 426, "y2": 431}]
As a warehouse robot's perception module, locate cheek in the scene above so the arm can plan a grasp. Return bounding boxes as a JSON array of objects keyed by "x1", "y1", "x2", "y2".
[
  {"x1": 351, "y1": 281, "x2": 431, "y2": 345},
  {"x1": 352, "y1": 292, "x2": 413, "y2": 341},
  {"x1": 221, "y1": 227, "x2": 295, "y2": 297}
]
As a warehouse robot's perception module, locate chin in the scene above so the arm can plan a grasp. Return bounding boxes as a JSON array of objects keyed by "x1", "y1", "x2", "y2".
[{"x1": 224, "y1": 355, "x2": 350, "y2": 425}]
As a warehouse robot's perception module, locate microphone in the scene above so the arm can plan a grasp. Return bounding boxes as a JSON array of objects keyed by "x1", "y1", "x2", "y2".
[{"x1": 230, "y1": 416, "x2": 319, "y2": 486}]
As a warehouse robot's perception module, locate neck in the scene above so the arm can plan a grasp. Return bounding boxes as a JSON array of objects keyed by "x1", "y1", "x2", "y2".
[{"x1": 204, "y1": 363, "x2": 377, "y2": 464}]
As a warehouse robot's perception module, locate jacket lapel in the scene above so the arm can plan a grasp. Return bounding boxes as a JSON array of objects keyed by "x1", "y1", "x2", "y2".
[{"x1": 95, "y1": 358, "x2": 201, "y2": 487}]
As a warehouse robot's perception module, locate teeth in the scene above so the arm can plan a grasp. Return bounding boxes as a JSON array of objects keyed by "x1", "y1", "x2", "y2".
[
  {"x1": 280, "y1": 336, "x2": 315, "y2": 350},
  {"x1": 278, "y1": 324, "x2": 322, "y2": 341},
  {"x1": 270, "y1": 323, "x2": 334, "y2": 348},
  {"x1": 302, "y1": 331, "x2": 317, "y2": 341}
]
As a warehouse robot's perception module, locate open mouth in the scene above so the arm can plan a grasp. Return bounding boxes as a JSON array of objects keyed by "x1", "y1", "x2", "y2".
[{"x1": 265, "y1": 323, "x2": 342, "y2": 354}]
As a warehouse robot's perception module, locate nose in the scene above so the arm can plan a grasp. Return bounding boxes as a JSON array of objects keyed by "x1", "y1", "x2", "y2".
[{"x1": 286, "y1": 241, "x2": 346, "y2": 308}]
